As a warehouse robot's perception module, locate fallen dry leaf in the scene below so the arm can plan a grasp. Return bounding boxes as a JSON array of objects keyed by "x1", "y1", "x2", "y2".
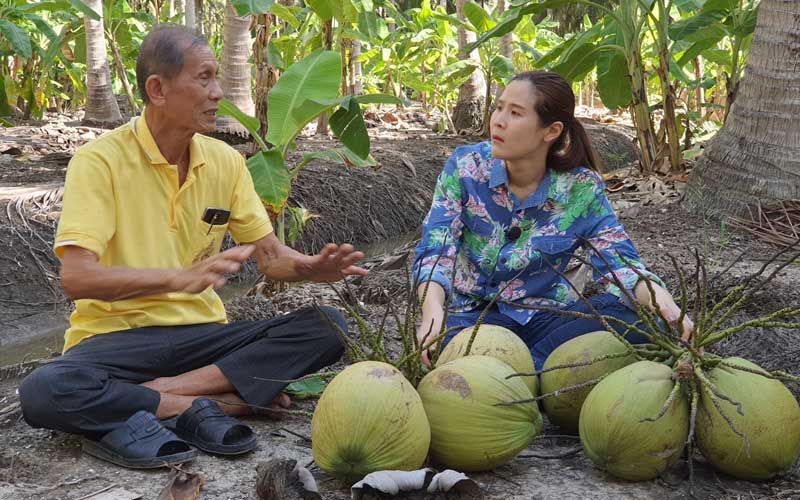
[{"x1": 156, "y1": 469, "x2": 204, "y2": 500}]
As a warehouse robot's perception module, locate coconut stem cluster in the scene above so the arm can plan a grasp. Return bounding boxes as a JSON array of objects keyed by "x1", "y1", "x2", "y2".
[{"x1": 499, "y1": 239, "x2": 800, "y2": 481}]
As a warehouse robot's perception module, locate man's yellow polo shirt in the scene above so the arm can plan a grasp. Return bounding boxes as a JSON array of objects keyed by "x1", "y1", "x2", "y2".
[{"x1": 54, "y1": 113, "x2": 273, "y2": 351}]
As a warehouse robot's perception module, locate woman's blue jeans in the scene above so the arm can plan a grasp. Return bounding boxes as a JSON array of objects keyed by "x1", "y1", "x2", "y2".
[{"x1": 444, "y1": 293, "x2": 650, "y2": 369}]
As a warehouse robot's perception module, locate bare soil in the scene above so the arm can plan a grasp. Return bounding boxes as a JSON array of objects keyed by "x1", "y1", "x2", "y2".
[{"x1": 0, "y1": 116, "x2": 798, "y2": 500}]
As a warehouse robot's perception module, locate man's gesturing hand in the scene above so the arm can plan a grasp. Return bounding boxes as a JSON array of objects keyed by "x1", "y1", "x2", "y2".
[
  {"x1": 171, "y1": 245, "x2": 255, "y2": 293},
  {"x1": 295, "y1": 243, "x2": 368, "y2": 282}
]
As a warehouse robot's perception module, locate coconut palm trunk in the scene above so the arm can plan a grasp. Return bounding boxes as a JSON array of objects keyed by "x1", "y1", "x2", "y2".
[
  {"x1": 82, "y1": 0, "x2": 122, "y2": 126},
  {"x1": 493, "y1": 0, "x2": 513, "y2": 101},
  {"x1": 217, "y1": 0, "x2": 255, "y2": 136},
  {"x1": 185, "y1": 0, "x2": 197, "y2": 32},
  {"x1": 451, "y1": 0, "x2": 486, "y2": 133},
  {"x1": 173, "y1": 0, "x2": 184, "y2": 22},
  {"x1": 316, "y1": 19, "x2": 333, "y2": 136},
  {"x1": 684, "y1": 0, "x2": 800, "y2": 217},
  {"x1": 351, "y1": 39, "x2": 363, "y2": 95},
  {"x1": 108, "y1": 29, "x2": 137, "y2": 117},
  {"x1": 253, "y1": 13, "x2": 279, "y2": 141}
]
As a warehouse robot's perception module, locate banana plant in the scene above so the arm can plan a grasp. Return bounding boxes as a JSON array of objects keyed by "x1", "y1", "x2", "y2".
[
  {"x1": 357, "y1": 0, "x2": 480, "y2": 131},
  {"x1": 219, "y1": 49, "x2": 400, "y2": 243},
  {"x1": 470, "y1": 0, "x2": 755, "y2": 172},
  {"x1": 103, "y1": 0, "x2": 155, "y2": 114},
  {"x1": 302, "y1": 0, "x2": 385, "y2": 97},
  {"x1": 471, "y1": 0, "x2": 666, "y2": 172},
  {"x1": 511, "y1": 13, "x2": 566, "y2": 71},
  {"x1": 460, "y1": 1, "x2": 516, "y2": 133},
  {"x1": 669, "y1": 0, "x2": 758, "y2": 121},
  {"x1": 0, "y1": 1, "x2": 91, "y2": 119}
]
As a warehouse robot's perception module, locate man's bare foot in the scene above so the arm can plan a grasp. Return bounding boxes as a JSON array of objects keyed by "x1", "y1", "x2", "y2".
[
  {"x1": 258, "y1": 392, "x2": 292, "y2": 420},
  {"x1": 272, "y1": 392, "x2": 291, "y2": 409}
]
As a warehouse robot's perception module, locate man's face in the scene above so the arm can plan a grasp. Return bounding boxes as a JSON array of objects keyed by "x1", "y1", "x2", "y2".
[{"x1": 161, "y1": 44, "x2": 223, "y2": 134}]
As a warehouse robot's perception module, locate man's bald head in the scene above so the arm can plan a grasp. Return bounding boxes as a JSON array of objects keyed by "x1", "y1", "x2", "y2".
[{"x1": 136, "y1": 25, "x2": 210, "y2": 104}]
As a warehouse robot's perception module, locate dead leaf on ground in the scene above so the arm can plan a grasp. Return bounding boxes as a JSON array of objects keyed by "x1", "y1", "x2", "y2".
[
  {"x1": 401, "y1": 155, "x2": 417, "y2": 177},
  {"x1": 156, "y1": 469, "x2": 204, "y2": 500}
]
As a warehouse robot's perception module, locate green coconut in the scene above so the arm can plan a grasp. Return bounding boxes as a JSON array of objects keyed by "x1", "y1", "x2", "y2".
[
  {"x1": 695, "y1": 357, "x2": 800, "y2": 480},
  {"x1": 579, "y1": 360, "x2": 689, "y2": 481},
  {"x1": 437, "y1": 324, "x2": 538, "y2": 395},
  {"x1": 540, "y1": 331, "x2": 637, "y2": 434},
  {"x1": 417, "y1": 355, "x2": 542, "y2": 471},
  {"x1": 311, "y1": 361, "x2": 430, "y2": 483}
]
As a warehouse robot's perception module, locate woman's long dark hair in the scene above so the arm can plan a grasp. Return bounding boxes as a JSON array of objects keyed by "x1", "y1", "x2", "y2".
[{"x1": 510, "y1": 71, "x2": 602, "y2": 173}]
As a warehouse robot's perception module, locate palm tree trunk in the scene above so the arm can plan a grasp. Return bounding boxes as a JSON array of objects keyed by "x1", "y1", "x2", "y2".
[
  {"x1": 254, "y1": 12, "x2": 279, "y2": 143},
  {"x1": 655, "y1": 0, "x2": 681, "y2": 172},
  {"x1": 316, "y1": 20, "x2": 333, "y2": 136},
  {"x1": 684, "y1": 0, "x2": 800, "y2": 217},
  {"x1": 495, "y1": 0, "x2": 512, "y2": 101},
  {"x1": 451, "y1": 0, "x2": 486, "y2": 133},
  {"x1": 174, "y1": 0, "x2": 184, "y2": 21},
  {"x1": 693, "y1": 57, "x2": 703, "y2": 117},
  {"x1": 351, "y1": 39, "x2": 363, "y2": 95},
  {"x1": 217, "y1": 0, "x2": 255, "y2": 136},
  {"x1": 82, "y1": 0, "x2": 122, "y2": 126},
  {"x1": 482, "y1": 0, "x2": 513, "y2": 135},
  {"x1": 109, "y1": 29, "x2": 138, "y2": 116},
  {"x1": 340, "y1": 36, "x2": 349, "y2": 96},
  {"x1": 628, "y1": 49, "x2": 657, "y2": 173},
  {"x1": 185, "y1": 0, "x2": 197, "y2": 32}
]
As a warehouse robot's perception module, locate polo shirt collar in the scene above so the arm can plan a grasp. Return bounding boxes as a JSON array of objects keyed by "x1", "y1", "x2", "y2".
[
  {"x1": 488, "y1": 157, "x2": 553, "y2": 209},
  {"x1": 131, "y1": 110, "x2": 206, "y2": 169}
]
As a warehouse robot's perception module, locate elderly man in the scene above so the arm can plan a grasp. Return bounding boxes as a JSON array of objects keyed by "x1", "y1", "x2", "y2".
[{"x1": 18, "y1": 25, "x2": 365, "y2": 469}]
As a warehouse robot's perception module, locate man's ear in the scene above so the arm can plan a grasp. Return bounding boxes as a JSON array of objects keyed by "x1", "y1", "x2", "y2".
[
  {"x1": 544, "y1": 121, "x2": 564, "y2": 143},
  {"x1": 145, "y1": 75, "x2": 167, "y2": 107}
]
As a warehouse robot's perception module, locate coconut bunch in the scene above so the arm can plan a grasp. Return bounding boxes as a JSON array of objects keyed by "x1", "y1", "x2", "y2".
[
  {"x1": 308, "y1": 257, "x2": 543, "y2": 482},
  {"x1": 501, "y1": 240, "x2": 800, "y2": 482}
]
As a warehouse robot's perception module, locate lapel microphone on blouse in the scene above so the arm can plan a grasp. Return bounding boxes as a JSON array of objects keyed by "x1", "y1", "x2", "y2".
[{"x1": 505, "y1": 226, "x2": 522, "y2": 242}]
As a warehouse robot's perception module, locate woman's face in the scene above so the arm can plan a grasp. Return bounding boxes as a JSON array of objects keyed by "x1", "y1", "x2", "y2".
[{"x1": 489, "y1": 80, "x2": 562, "y2": 162}]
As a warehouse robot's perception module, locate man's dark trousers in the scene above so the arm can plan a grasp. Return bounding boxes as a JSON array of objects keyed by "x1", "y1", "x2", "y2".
[{"x1": 19, "y1": 306, "x2": 346, "y2": 438}]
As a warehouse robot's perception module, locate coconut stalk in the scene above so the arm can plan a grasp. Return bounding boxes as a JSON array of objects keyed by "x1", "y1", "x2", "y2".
[
  {"x1": 281, "y1": 231, "x2": 799, "y2": 480},
  {"x1": 498, "y1": 239, "x2": 800, "y2": 481},
  {"x1": 311, "y1": 242, "x2": 459, "y2": 387}
]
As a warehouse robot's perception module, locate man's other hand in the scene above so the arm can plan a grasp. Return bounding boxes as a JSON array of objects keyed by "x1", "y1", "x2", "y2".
[{"x1": 296, "y1": 243, "x2": 368, "y2": 282}]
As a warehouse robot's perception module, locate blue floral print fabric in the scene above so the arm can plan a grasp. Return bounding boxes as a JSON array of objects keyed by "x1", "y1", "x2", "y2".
[{"x1": 413, "y1": 141, "x2": 664, "y2": 326}]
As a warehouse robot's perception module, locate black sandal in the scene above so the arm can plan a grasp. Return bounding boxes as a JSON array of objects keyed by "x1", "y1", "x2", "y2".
[
  {"x1": 165, "y1": 398, "x2": 257, "y2": 455},
  {"x1": 82, "y1": 411, "x2": 197, "y2": 469}
]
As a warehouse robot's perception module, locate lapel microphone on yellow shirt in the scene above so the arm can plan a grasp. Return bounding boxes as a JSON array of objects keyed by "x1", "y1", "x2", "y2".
[{"x1": 505, "y1": 226, "x2": 522, "y2": 242}]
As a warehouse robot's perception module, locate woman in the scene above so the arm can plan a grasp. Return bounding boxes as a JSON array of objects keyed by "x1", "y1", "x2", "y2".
[{"x1": 414, "y1": 71, "x2": 692, "y2": 369}]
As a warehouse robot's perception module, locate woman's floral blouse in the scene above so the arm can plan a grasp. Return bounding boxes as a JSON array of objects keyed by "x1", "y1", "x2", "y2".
[{"x1": 413, "y1": 141, "x2": 664, "y2": 325}]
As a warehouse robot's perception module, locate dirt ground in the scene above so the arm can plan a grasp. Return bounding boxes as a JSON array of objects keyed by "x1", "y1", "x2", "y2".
[{"x1": 0, "y1": 116, "x2": 799, "y2": 499}]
